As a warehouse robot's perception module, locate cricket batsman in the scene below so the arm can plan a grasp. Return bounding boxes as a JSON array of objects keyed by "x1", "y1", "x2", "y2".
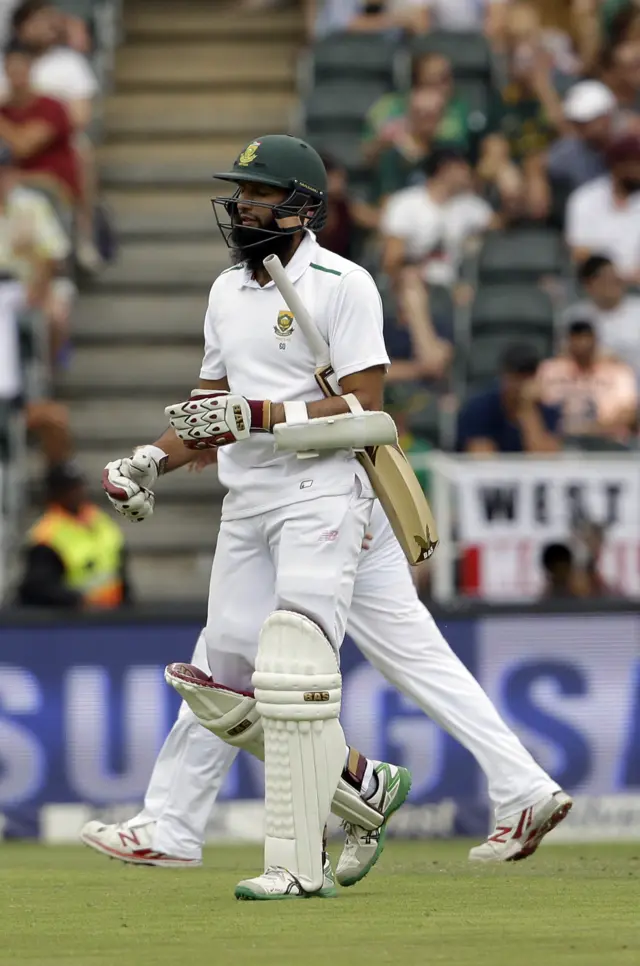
[{"x1": 99, "y1": 136, "x2": 572, "y2": 899}]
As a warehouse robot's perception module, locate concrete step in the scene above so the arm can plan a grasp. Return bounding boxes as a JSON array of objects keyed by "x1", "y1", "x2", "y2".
[
  {"x1": 124, "y1": 4, "x2": 303, "y2": 42},
  {"x1": 69, "y1": 397, "x2": 179, "y2": 444},
  {"x1": 92, "y1": 239, "x2": 229, "y2": 289},
  {"x1": 105, "y1": 91, "x2": 295, "y2": 137},
  {"x1": 102, "y1": 188, "x2": 214, "y2": 236},
  {"x1": 130, "y1": 551, "x2": 214, "y2": 603},
  {"x1": 59, "y1": 345, "x2": 203, "y2": 395},
  {"x1": 100, "y1": 140, "x2": 245, "y2": 187},
  {"x1": 115, "y1": 42, "x2": 295, "y2": 89},
  {"x1": 73, "y1": 293, "x2": 205, "y2": 342}
]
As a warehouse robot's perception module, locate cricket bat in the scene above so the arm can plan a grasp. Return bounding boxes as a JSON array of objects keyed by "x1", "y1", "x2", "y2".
[{"x1": 263, "y1": 253, "x2": 438, "y2": 565}]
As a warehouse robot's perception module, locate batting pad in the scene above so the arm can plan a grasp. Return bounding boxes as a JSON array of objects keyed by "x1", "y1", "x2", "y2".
[{"x1": 253, "y1": 610, "x2": 345, "y2": 893}]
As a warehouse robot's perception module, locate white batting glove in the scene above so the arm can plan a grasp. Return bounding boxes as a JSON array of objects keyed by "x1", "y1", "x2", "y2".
[
  {"x1": 102, "y1": 447, "x2": 166, "y2": 522},
  {"x1": 165, "y1": 389, "x2": 252, "y2": 450}
]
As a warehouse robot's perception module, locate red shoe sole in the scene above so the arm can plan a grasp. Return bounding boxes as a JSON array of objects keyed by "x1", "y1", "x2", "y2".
[{"x1": 508, "y1": 799, "x2": 573, "y2": 862}]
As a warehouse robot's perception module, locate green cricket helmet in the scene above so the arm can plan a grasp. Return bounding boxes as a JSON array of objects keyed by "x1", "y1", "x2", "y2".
[{"x1": 211, "y1": 134, "x2": 328, "y2": 248}]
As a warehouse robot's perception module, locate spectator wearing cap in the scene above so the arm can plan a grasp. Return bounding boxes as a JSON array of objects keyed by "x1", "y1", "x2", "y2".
[
  {"x1": 537, "y1": 317, "x2": 638, "y2": 443},
  {"x1": 566, "y1": 254, "x2": 640, "y2": 380},
  {"x1": 547, "y1": 81, "x2": 618, "y2": 193},
  {"x1": 566, "y1": 132, "x2": 640, "y2": 280},
  {"x1": 457, "y1": 343, "x2": 561, "y2": 453},
  {"x1": 18, "y1": 462, "x2": 129, "y2": 610}
]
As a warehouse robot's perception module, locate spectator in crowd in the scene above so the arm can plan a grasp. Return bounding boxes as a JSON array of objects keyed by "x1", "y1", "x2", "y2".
[
  {"x1": 571, "y1": 518, "x2": 619, "y2": 597},
  {"x1": 2, "y1": 0, "x2": 101, "y2": 269},
  {"x1": 601, "y1": 39, "x2": 640, "y2": 113},
  {"x1": 537, "y1": 318, "x2": 638, "y2": 443},
  {"x1": 567, "y1": 255, "x2": 640, "y2": 379},
  {"x1": 458, "y1": 343, "x2": 561, "y2": 453},
  {"x1": 481, "y1": 2, "x2": 569, "y2": 221},
  {"x1": 547, "y1": 80, "x2": 617, "y2": 193},
  {"x1": 539, "y1": 542, "x2": 580, "y2": 598},
  {"x1": 368, "y1": 87, "x2": 447, "y2": 210},
  {"x1": 317, "y1": 154, "x2": 356, "y2": 259},
  {"x1": 0, "y1": 143, "x2": 72, "y2": 463},
  {"x1": 363, "y1": 52, "x2": 476, "y2": 164},
  {"x1": 565, "y1": 132, "x2": 640, "y2": 280},
  {"x1": 308, "y1": 0, "x2": 430, "y2": 39},
  {"x1": 422, "y1": 0, "x2": 511, "y2": 39},
  {"x1": 18, "y1": 461, "x2": 129, "y2": 610},
  {"x1": 382, "y1": 150, "x2": 495, "y2": 379}
]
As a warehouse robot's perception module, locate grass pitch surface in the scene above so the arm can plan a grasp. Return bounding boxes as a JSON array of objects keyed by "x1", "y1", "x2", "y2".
[{"x1": 0, "y1": 841, "x2": 638, "y2": 966}]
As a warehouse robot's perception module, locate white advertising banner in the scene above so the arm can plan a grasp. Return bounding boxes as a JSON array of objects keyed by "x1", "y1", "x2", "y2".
[{"x1": 451, "y1": 458, "x2": 640, "y2": 598}]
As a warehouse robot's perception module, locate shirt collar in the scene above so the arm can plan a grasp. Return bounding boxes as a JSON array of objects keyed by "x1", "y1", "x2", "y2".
[{"x1": 237, "y1": 230, "x2": 317, "y2": 290}]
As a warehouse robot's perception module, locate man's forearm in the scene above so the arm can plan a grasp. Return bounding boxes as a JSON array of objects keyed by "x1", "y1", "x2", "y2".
[
  {"x1": 518, "y1": 404, "x2": 560, "y2": 453},
  {"x1": 151, "y1": 426, "x2": 199, "y2": 472}
]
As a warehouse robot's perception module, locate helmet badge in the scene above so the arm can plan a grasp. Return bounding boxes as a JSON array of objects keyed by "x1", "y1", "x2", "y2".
[{"x1": 237, "y1": 141, "x2": 261, "y2": 166}]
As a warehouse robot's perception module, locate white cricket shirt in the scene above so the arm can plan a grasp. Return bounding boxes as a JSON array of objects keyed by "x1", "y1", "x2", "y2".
[
  {"x1": 565, "y1": 176, "x2": 640, "y2": 275},
  {"x1": 200, "y1": 231, "x2": 390, "y2": 520}
]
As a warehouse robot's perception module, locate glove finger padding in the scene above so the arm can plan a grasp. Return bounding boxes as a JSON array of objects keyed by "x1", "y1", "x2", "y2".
[
  {"x1": 165, "y1": 392, "x2": 251, "y2": 449},
  {"x1": 102, "y1": 462, "x2": 155, "y2": 521}
]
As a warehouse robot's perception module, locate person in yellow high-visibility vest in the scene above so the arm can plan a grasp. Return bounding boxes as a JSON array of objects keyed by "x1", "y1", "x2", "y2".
[{"x1": 19, "y1": 461, "x2": 129, "y2": 609}]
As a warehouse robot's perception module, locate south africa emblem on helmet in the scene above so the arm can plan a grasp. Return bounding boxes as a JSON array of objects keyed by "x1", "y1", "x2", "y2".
[
  {"x1": 237, "y1": 140, "x2": 261, "y2": 166},
  {"x1": 274, "y1": 310, "x2": 295, "y2": 338}
]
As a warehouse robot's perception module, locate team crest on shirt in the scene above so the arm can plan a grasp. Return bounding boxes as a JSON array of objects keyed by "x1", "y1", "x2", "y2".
[{"x1": 274, "y1": 310, "x2": 295, "y2": 339}]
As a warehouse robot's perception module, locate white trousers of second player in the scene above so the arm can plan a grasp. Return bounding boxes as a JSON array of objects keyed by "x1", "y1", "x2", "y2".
[{"x1": 137, "y1": 502, "x2": 558, "y2": 859}]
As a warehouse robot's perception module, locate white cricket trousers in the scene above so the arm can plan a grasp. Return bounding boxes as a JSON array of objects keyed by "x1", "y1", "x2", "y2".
[{"x1": 138, "y1": 503, "x2": 558, "y2": 859}]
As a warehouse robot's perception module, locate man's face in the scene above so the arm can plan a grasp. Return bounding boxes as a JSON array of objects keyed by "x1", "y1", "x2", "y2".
[
  {"x1": 4, "y1": 52, "x2": 34, "y2": 92},
  {"x1": 235, "y1": 181, "x2": 287, "y2": 227},
  {"x1": 567, "y1": 330, "x2": 596, "y2": 366},
  {"x1": 576, "y1": 114, "x2": 612, "y2": 149},
  {"x1": 408, "y1": 89, "x2": 445, "y2": 140},
  {"x1": 501, "y1": 371, "x2": 527, "y2": 403},
  {"x1": 56, "y1": 482, "x2": 87, "y2": 515},
  {"x1": 18, "y1": 6, "x2": 59, "y2": 48},
  {"x1": 614, "y1": 43, "x2": 640, "y2": 90},
  {"x1": 442, "y1": 159, "x2": 472, "y2": 196},
  {"x1": 612, "y1": 158, "x2": 640, "y2": 193},
  {"x1": 584, "y1": 263, "x2": 624, "y2": 308},
  {"x1": 414, "y1": 54, "x2": 453, "y2": 98}
]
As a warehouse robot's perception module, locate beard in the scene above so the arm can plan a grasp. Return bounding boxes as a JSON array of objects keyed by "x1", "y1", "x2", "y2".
[{"x1": 230, "y1": 214, "x2": 298, "y2": 277}]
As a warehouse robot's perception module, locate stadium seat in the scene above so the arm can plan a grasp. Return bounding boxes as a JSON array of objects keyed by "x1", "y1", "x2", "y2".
[
  {"x1": 477, "y1": 229, "x2": 569, "y2": 284},
  {"x1": 470, "y1": 285, "x2": 555, "y2": 333},
  {"x1": 306, "y1": 132, "x2": 364, "y2": 173},
  {"x1": 310, "y1": 32, "x2": 399, "y2": 86},
  {"x1": 454, "y1": 79, "x2": 491, "y2": 124},
  {"x1": 305, "y1": 79, "x2": 391, "y2": 135},
  {"x1": 466, "y1": 330, "x2": 553, "y2": 388},
  {"x1": 409, "y1": 31, "x2": 492, "y2": 80},
  {"x1": 407, "y1": 395, "x2": 441, "y2": 447}
]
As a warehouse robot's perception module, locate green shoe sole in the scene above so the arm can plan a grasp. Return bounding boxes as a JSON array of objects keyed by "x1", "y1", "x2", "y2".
[{"x1": 338, "y1": 766, "x2": 412, "y2": 888}]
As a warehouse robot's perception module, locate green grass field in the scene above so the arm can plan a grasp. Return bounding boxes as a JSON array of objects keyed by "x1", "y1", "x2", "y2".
[{"x1": 0, "y1": 841, "x2": 638, "y2": 966}]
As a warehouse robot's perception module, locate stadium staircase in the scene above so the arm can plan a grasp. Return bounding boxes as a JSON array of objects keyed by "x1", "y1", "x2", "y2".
[{"x1": 57, "y1": 0, "x2": 303, "y2": 602}]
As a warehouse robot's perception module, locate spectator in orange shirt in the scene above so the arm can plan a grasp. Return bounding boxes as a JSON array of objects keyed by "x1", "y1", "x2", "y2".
[{"x1": 537, "y1": 319, "x2": 638, "y2": 443}]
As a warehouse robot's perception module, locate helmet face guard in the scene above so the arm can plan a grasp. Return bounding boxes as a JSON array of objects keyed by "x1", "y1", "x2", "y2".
[{"x1": 211, "y1": 185, "x2": 327, "y2": 250}]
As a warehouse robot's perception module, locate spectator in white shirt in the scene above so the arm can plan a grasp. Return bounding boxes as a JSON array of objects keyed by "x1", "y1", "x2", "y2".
[
  {"x1": 566, "y1": 254, "x2": 640, "y2": 381},
  {"x1": 309, "y1": 0, "x2": 430, "y2": 38},
  {"x1": 565, "y1": 132, "x2": 640, "y2": 282},
  {"x1": 381, "y1": 149, "x2": 494, "y2": 378}
]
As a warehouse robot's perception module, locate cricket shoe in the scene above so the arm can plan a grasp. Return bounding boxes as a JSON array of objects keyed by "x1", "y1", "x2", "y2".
[
  {"x1": 468, "y1": 790, "x2": 573, "y2": 863},
  {"x1": 235, "y1": 855, "x2": 337, "y2": 901},
  {"x1": 336, "y1": 762, "x2": 412, "y2": 888},
  {"x1": 79, "y1": 820, "x2": 201, "y2": 868}
]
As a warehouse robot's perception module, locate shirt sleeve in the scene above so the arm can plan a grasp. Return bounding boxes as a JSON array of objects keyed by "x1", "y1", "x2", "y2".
[
  {"x1": 565, "y1": 186, "x2": 590, "y2": 248},
  {"x1": 380, "y1": 191, "x2": 411, "y2": 238},
  {"x1": 327, "y1": 268, "x2": 390, "y2": 382},
  {"x1": 199, "y1": 287, "x2": 227, "y2": 381}
]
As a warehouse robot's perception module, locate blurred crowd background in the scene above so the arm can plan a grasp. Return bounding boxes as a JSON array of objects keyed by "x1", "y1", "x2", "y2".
[{"x1": 2, "y1": 0, "x2": 640, "y2": 609}]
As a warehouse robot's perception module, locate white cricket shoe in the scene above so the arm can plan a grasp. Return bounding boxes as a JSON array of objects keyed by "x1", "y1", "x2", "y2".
[
  {"x1": 468, "y1": 790, "x2": 573, "y2": 863},
  {"x1": 235, "y1": 855, "x2": 337, "y2": 901},
  {"x1": 80, "y1": 820, "x2": 201, "y2": 868},
  {"x1": 336, "y1": 762, "x2": 412, "y2": 888}
]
